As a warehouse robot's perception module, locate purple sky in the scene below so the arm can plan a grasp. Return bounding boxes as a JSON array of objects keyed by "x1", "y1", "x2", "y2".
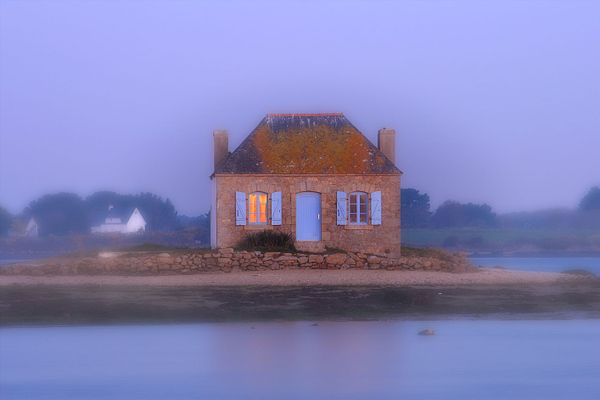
[{"x1": 1, "y1": 0, "x2": 599, "y2": 216}]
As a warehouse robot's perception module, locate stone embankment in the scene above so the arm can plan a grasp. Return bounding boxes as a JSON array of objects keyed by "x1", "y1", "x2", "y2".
[{"x1": 0, "y1": 248, "x2": 475, "y2": 276}]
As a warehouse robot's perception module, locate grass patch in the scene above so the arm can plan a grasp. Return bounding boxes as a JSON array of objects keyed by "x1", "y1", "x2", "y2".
[
  {"x1": 562, "y1": 268, "x2": 597, "y2": 278},
  {"x1": 236, "y1": 231, "x2": 296, "y2": 253},
  {"x1": 118, "y1": 243, "x2": 189, "y2": 252},
  {"x1": 401, "y1": 245, "x2": 457, "y2": 262}
]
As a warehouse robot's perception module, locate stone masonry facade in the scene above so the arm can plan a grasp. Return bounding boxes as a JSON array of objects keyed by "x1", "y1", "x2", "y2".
[{"x1": 214, "y1": 174, "x2": 401, "y2": 255}]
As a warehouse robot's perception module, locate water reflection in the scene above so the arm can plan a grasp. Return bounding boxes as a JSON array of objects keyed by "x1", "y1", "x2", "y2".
[{"x1": 1, "y1": 320, "x2": 599, "y2": 399}]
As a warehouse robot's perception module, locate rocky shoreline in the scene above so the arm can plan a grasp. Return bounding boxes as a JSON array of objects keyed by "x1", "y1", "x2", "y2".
[
  {"x1": 3, "y1": 248, "x2": 598, "y2": 325},
  {"x1": 0, "y1": 247, "x2": 475, "y2": 276}
]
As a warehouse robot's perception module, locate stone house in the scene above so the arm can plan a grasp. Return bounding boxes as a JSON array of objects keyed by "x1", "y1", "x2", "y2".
[{"x1": 210, "y1": 113, "x2": 402, "y2": 255}]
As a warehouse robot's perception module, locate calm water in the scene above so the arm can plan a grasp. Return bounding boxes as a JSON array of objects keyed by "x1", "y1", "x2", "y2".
[
  {"x1": 471, "y1": 256, "x2": 600, "y2": 274},
  {"x1": 1, "y1": 320, "x2": 599, "y2": 400}
]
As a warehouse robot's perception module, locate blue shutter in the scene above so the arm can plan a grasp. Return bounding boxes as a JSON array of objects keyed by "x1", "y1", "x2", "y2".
[
  {"x1": 235, "y1": 192, "x2": 246, "y2": 226},
  {"x1": 271, "y1": 191, "x2": 282, "y2": 225},
  {"x1": 336, "y1": 191, "x2": 347, "y2": 225},
  {"x1": 371, "y1": 191, "x2": 382, "y2": 225}
]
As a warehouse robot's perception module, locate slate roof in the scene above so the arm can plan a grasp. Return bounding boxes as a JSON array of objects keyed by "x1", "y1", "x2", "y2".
[{"x1": 214, "y1": 113, "x2": 401, "y2": 175}]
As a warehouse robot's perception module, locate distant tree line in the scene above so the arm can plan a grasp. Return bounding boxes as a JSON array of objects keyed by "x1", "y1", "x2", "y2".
[
  {"x1": 579, "y1": 186, "x2": 600, "y2": 212},
  {"x1": 498, "y1": 187, "x2": 600, "y2": 230},
  {"x1": 401, "y1": 186, "x2": 600, "y2": 230},
  {"x1": 0, "y1": 206, "x2": 11, "y2": 237},
  {"x1": 0, "y1": 191, "x2": 186, "y2": 237},
  {"x1": 2, "y1": 186, "x2": 600, "y2": 238},
  {"x1": 401, "y1": 189, "x2": 497, "y2": 228}
]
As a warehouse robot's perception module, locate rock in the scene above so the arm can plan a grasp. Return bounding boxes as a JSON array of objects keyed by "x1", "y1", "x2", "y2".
[
  {"x1": 326, "y1": 253, "x2": 347, "y2": 265},
  {"x1": 418, "y1": 329, "x2": 435, "y2": 336},
  {"x1": 277, "y1": 255, "x2": 296, "y2": 263},
  {"x1": 158, "y1": 263, "x2": 171, "y2": 272},
  {"x1": 269, "y1": 262, "x2": 280, "y2": 270},
  {"x1": 218, "y1": 258, "x2": 232, "y2": 266},
  {"x1": 367, "y1": 255, "x2": 381, "y2": 264},
  {"x1": 308, "y1": 255, "x2": 324, "y2": 264}
]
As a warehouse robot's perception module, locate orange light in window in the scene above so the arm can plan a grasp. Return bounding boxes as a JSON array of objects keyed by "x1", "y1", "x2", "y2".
[
  {"x1": 248, "y1": 193, "x2": 257, "y2": 223},
  {"x1": 259, "y1": 194, "x2": 267, "y2": 223}
]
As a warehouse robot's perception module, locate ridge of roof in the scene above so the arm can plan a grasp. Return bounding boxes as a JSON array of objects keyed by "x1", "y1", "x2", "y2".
[{"x1": 266, "y1": 113, "x2": 344, "y2": 117}]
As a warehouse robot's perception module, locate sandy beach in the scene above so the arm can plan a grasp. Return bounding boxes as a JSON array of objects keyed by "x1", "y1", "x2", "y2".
[
  {"x1": 0, "y1": 267, "x2": 586, "y2": 287},
  {"x1": 2, "y1": 268, "x2": 598, "y2": 325}
]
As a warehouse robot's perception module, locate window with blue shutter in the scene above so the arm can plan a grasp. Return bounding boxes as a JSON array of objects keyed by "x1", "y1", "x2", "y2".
[
  {"x1": 336, "y1": 191, "x2": 347, "y2": 225},
  {"x1": 271, "y1": 191, "x2": 282, "y2": 225},
  {"x1": 235, "y1": 192, "x2": 246, "y2": 225},
  {"x1": 371, "y1": 191, "x2": 382, "y2": 225},
  {"x1": 349, "y1": 192, "x2": 368, "y2": 225}
]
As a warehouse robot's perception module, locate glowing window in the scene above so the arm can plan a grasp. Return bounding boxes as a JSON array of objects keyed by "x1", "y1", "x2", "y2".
[
  {"x1": 248, "y1": 192, "x2": 268, "y2": 224},
  {"x1": 348, "y1": 192, "x2": 368, "y2": 224}
]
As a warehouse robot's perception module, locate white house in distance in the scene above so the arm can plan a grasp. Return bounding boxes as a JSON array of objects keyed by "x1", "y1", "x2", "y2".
[
  {"x1": 25, "y1": 217, "x2": 39, "y2": 237},
  {"x1": 91, "y1": 206, "x2": 147, "y2": 234}
]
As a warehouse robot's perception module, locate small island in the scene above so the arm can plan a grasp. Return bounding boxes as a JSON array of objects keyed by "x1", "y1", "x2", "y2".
[{"x1": 1, "y1": 242, "x2": 598, "y2": 325}]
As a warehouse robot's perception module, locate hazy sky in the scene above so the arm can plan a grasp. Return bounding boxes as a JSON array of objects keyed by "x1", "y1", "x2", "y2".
[{"x1": 1, "y1": 0, "x2": 599, "y2": 216}]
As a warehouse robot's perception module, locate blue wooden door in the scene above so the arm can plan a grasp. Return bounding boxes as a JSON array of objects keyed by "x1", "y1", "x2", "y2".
[{"x1": 296, "y1": 192, "x2": 321, "y2": 241}]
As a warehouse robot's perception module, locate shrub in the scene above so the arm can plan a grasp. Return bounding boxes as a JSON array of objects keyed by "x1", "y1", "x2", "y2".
[
  {"x1": 562, "y1": 268, "x2": 597, "y2": 278},
  {"x1": 401, "y1": 246, "x2": 456, "y2": 262},
  {"x1": 236, "y1": 230, "x2": 296, "y2": 252}
]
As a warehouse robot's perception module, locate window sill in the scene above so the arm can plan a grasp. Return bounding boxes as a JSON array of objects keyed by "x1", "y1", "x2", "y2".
[
  {"x1": 244, "y1": 224, "x2": 273, "y2": 230},
  {"x1": 344, "y1": 224, "x2": 373, "y2": 230}
]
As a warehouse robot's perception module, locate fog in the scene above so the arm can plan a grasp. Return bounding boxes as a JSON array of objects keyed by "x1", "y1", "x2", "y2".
[{"x1": 1, "y1": 0, "x2": 599, "y2": 215}]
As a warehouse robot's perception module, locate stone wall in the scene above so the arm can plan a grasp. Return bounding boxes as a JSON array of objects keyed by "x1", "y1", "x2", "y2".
[
  {"x1": 0, "y1": 248, "x2": 474, "y2": 276},
  {"x1": 214, "y1": 174, "x2": 401, "y2": 255}
]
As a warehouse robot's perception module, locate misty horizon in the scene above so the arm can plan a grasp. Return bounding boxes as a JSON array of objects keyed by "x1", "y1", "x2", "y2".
[{"x1": 1, "y1": 1, "x2": 599, "y2": 216}]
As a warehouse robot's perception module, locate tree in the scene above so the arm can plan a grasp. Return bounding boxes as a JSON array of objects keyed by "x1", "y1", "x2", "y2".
[
  {"x1": 579, "y1": 186, "x2": 600, "y2": 212},
  {"x1": 135, "y1": 192, "x2": 178, "y2": 231},
  {"x1": 177, "y1": 211, "x2": 210, "y2": 244},
  {"x1": 432, "y1": 201, "x2": 497, "y2": 228},
  {"x1": 0, "y1": 206, "x2": 12, "y2": 236},
  {"x1": 25, "y1": 193, "x2": 89, "y2": 236},
  {"x1": 401, "y1": 188, "x2": 431, "y2": 228},
  {"x1": 84, "y1": 191, "x2": 135, "y2": 224}
]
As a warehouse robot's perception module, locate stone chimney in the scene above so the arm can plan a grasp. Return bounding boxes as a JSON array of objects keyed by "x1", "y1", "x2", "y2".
[
  {"x1": 377, "y1": 128, "x2": 396, "y2": 165},
  {"x1": 213, "y1": 129, "x2": 229, "y2": 171}
]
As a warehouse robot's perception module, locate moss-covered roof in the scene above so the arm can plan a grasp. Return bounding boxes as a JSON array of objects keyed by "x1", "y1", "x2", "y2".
[{"x1": 214, "y1": 113, "x2": 401, "y2": 175}]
